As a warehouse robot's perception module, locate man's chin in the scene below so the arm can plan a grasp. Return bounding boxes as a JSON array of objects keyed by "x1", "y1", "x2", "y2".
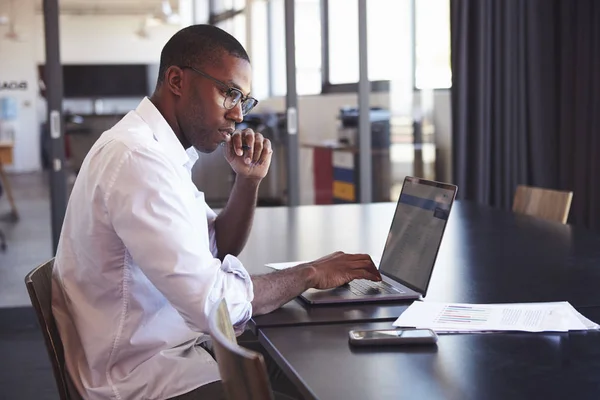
[{"x1": 195, "y1": 146, "x2": 215, "y2": 154}]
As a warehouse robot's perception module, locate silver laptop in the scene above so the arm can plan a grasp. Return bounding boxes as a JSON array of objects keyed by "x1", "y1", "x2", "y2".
[{"x1": 299, "y1": 177, "x2": 457, "y2": 305}]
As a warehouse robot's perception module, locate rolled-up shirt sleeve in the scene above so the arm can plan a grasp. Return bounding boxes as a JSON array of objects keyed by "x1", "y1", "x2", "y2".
[
  {"x1": 105, "y1": 145, "x2": 253, "y2": 333},
  {"x1": 205, "y1": 204, "x2": 219, "y2": 258}
]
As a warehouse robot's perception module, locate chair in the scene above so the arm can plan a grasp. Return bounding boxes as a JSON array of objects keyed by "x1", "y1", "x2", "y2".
[
  {"x1": 512, "y1": 185, "x2": 573, "y2": 224},
  {"x1": 24, "y1": 259, "x2": 82, "y2": 400},
  {"x1": 209, "y1": 299, "x2": 275, "y2": 400}
]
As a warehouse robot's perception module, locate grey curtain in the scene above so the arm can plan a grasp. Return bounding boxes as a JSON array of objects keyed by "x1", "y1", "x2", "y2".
[{"x1": 451, "y1": 0, "x2": 600, "y2": 229}]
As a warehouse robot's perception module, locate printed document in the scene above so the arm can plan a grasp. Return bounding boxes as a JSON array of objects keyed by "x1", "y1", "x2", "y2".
[{"x1": 393, "y1": 301, "x2": 600, "y2": 333}]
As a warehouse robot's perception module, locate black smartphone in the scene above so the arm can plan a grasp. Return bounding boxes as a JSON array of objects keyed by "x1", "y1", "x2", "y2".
[{"x1": 348, "y1": 328, "x2": 438, "y2": 346}]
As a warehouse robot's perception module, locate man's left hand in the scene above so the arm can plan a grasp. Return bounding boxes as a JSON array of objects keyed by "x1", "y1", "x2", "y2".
[{"x1": 224, "y1": 128, "x2": 273, "y2": 181}]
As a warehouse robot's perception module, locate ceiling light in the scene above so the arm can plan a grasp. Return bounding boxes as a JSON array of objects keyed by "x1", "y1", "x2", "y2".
[{"x1": 155, "y1": 0, "x2": 181, "y2": 25}]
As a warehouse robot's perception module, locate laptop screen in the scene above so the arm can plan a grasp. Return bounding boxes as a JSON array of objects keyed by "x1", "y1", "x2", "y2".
[{"x1": 379, "y1": 177, "x2": 457, "y2": 294}]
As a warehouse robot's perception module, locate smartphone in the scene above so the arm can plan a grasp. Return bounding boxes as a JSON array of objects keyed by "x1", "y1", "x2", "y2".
[{"x1": 348, "y1": 328, "x2": 438, "y2": 346}]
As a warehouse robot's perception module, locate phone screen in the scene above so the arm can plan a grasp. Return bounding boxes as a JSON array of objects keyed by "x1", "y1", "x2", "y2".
[{"x1": 356, "y1": 329, "x2": 434, "y2": 339}]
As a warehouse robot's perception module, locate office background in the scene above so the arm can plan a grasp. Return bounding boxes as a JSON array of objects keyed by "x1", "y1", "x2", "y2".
[{"x1": 0, "y1": 0, "x2": 599, "y2": 398}]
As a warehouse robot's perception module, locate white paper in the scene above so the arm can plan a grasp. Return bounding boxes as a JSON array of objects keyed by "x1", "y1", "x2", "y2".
[
  {"x1": 393, "y1": 301, "x2": 600, "y2": 333},
  {"x1": 265, "y1": 261, "x2": 308, "y2": 270},
  {"x1": 266, "y1": 257, "x2": 381, "y2": 271}
]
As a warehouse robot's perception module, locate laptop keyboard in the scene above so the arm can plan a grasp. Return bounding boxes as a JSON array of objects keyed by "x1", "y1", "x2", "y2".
[{"x1": 347, "y1": 279, "x2": 405, "y2": 296}]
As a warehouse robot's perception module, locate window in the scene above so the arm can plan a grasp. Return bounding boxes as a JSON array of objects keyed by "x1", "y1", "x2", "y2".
[
  {"x1": 295, "y1": 0, "x2": 322, "y2": 95},
  {"x1": 250, "y1": 0, "x2": 270, "y2": 100},
  {"x1": 414, "y1": 0, "x2": 451, "y2": 89},
  {"x1": 267, "y1": 0, "x2": 322, "y2": 96},
  {"x1": 328, "y1": 0, "x2": 411, "y2": 84},
  {"x1": 327, "y1": 0, "x2": 359, "y2": 84},
  {"x1": 215, "y1": 13, "x2": 246, "y2": 48},
  {"x1": 212, "y1": 0, "x2": 246, "y2": 14},
  {"x1": 326, "y1": 0, "x2": 451, "y2": 90},
  {"x1": 269, "y1": 0, "x2": 287, "y2": 96}
]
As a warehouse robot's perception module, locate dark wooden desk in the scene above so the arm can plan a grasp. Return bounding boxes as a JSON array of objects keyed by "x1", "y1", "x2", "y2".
[
  {"x1": 259, "y1": 308, "x2": 600, "y2": 400},
  {"x1": 241, "y1": 202, "x2": 600, "y2": 333}
]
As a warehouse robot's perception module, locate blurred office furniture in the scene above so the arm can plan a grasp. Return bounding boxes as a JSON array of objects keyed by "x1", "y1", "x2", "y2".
[
  {"x1": 209, "y1": 299, "x2": 276, "y2": 400},
  {"x1": 307, "y1": 107, "x2": 391, "y2": 204},
  {"x1": 0, "y1": 96, "x2": 19, "y2": 250},
  {"x1": 25, "y1": 259, "x2": 83, "y2": 400},
  {"x1": 65, "y1": 114, "x2": 122, "y2": 173},
  {"x1": 512, "y1": 185, "x2": 573, "y2": 224},
  {"x1": 193, "y1": 112, "x2": 288, "y2": 208},
  {"x1": 0, "y1": 142, "x2": 18, "y2": 218},
  {"x1": 0, "y1": 130, "x2": 18, "y2": 252},
  {"x1": 42, "y1": 113, "x2": 124, "y2": 173}
]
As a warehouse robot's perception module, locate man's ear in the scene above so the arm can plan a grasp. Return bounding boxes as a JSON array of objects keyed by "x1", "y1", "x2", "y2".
[{"x1": 165, "y1": 66, "x2": 184, "y2": 97}]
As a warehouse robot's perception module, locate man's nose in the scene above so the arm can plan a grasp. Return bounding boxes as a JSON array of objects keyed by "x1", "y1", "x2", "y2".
[{"x1": 226, "y1": 101, "x2": 244, "y2": 123}]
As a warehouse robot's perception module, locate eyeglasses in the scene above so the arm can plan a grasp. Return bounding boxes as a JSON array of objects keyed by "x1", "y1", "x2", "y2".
[{"x1": 179, "y1": 66, "x2": 258, "y2": 116}]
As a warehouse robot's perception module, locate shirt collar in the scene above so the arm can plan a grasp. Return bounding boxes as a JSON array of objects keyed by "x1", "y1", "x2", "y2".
[{"x1": 135, "y1": 97, "x2": 194, "y2": 167}]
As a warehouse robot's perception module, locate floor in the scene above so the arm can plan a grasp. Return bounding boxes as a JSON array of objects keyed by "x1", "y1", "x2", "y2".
[
  {"x1": 0, "y1": 172, "x2": 54, "y2": 308},
  {"x1": 0, "y1": 172, "x2": 58, "y2": 399}
]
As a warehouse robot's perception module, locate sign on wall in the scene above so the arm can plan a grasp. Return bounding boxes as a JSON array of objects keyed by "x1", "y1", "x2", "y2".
[{"x1": 0, "y1": 81, "x2": 28, "y2": 90}]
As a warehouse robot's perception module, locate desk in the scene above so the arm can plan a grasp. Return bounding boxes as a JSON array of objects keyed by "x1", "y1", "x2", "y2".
[
  {"x1": 242, "y1": 202, "x2": 600, "y2": 333},
  {"x1": 259, "y1": 311, "x2": 600, "y2": 400},
  {"x1": 0, "y1": 141, "x2": 18, "y2": 219}
]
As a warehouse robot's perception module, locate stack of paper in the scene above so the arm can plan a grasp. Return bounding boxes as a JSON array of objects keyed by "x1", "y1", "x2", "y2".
[{"x1": 393, "y1": 301, "x2": 600, "y2": 333}]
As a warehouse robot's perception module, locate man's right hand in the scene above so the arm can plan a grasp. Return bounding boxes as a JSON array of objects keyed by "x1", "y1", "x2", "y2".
[{"x1": 302, "y1": 251, "x2": 382, "y2": 290}]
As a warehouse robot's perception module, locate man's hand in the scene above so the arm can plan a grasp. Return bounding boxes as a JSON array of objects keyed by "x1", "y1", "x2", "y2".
[
  {"x1": 251, "y1": 251, "x2": 382, "y2": 316},
  {"x1": 224, "y1": 128, "x2": 272, "y2": 181},
  {"x1": 303, "y1": 251, "x2": 382, "y2": 289}
]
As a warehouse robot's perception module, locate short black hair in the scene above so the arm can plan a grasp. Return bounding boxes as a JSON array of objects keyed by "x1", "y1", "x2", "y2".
[{"x1": 156, "y1": 24, "x2": 250, "y2": 85}]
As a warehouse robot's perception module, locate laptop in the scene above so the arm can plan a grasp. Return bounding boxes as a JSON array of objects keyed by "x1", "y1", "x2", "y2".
[{"x1": 299, "y1": 176, "x2": 457, "y2": 305}]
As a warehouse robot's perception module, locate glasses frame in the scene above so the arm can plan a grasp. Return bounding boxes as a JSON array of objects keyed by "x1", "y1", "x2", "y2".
[{"x1": 179, "y1": 65, "x2": 258, "y2": 116}]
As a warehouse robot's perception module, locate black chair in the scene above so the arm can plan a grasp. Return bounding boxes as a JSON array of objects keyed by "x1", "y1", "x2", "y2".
[{"x1": 24, "y1": 259, "x2": 83, "y2": 399}]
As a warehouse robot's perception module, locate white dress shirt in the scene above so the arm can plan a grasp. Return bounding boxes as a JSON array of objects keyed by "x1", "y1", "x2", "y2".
[{"x1": 52, "y1": 97, "x2": 254, "y2": 400}]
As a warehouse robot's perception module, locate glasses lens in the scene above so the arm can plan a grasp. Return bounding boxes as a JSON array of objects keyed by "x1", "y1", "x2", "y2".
[
  {"x1": 242, "y1": 98, "x2": 258, "y2": 115},
  {"x1": 224, "y1": 90, "x2": 242, "y2": 110}
]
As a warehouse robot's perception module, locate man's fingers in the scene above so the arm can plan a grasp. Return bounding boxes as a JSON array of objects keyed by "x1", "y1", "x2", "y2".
[
  {"x1": 231, "y1": 131, "x2": 244, "y2": 156},
  {"x1": 348, "y1": 259, "x2": 381, "y2": 277},
  {"x1": 242, "y1": 129, "x2": 255, "y2": 164},
  {"x1": 258, "y1": 139, "x2": 273, "y2": 165},
  {"x1": 252, "y1": 133, "x2": 265, "y2": 164},
  {"x1": 354, "y1": 267, "x2": 382, "y2": 282},
  {"x1": 345, "y1": 253, "x2": 373, "y2": 262}
]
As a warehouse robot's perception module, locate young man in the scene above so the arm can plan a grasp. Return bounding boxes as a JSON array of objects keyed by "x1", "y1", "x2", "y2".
[{"x1": 52, "y1": 25, "x2": 380, "y2": 400}]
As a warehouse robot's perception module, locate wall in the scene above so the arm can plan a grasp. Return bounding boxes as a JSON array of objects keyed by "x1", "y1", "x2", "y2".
[
  {"x1": 34, "y1": 15, "x2": 180, "y2": 122},
  {"x1": 0, "y1": 0, "x2": 40, "y2": 172},
  {"x1": 0, "y1": 8, "x2": 181, "y2": 173},
  {"x1": 34, "y1": 15, "x2": 180, "y2": 65}
]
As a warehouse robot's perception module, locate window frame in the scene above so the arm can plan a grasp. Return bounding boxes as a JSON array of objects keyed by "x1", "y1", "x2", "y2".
[
  {"x1": 320, "y1": 0, "x2": 449, "y2": 94},
  {"x1": 209, "y1": 0, "x2": 450, "y2": 97}
]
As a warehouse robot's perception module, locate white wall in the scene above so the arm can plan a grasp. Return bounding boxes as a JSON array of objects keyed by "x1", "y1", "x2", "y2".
[
  {"x1": 34, "y1": 15, "x2": 180, "y2": 65},
  {"x1": 0, "y1": 7, "x2": 181, "y2": 173},
  {"x1": 0, "y1": 0, "x2": 40, "y2": 172}
]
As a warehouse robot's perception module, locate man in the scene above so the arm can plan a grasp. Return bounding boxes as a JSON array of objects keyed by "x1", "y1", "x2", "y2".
[{"x1": 52, "y1": 25, "x2": 380, "y2": 400}]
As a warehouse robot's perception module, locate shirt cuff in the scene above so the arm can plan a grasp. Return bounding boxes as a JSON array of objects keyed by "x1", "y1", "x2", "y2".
[{"x1": 207, "y1": 255, "x2": 254, "y2": 335}]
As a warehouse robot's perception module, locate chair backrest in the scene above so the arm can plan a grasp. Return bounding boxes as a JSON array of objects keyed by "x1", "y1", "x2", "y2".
[
  {"x1": 209, "y1": 300, "x2": 275, "y2": 400},
  {"x1": 512, "y1": 185, "x2": 573, "y2": 224},
  {"x1": 24, "y1": 259, "x2": 81, "y2": 400}
]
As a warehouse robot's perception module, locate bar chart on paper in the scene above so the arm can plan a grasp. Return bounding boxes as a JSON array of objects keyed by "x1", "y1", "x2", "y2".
[
  {"x1": 393, "y1": 301, "x2": 600, "y2": 332},
  {"x1": 435, "y1": 305, "x2": 492, "y2": 326}
]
